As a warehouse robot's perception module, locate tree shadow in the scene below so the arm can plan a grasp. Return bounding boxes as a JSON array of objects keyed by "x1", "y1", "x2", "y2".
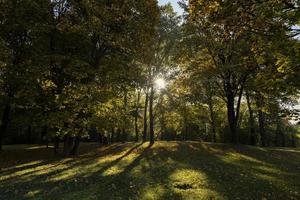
[
  {"x1": 1, "y1": 142, "x2": 299, "y2": 200},
  {"x1": 155, "y1": 142, "x2": 300, "y2": 199},
  {"x1": 0, "y1": 143, "x2": 135, "y2": 199}
]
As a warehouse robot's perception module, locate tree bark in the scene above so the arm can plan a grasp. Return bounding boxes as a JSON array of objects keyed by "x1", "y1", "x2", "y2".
[
  {"x1": 0, "y1": 104, "x2": 11, "y2": 151},
  {"x1": 143, "y1": 87, "x2": 149, "y2": 142},
  {"x1": 149, "y1": 85, "x2": 155, "y2": 144},
  {"x1": 246, "y1": 93, "x2": 256, "y2": 145}
]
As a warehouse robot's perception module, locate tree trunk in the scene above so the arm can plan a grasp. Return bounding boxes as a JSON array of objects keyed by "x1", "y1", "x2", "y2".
[
  {"x1": 257, "y1": 95, "x2": 266, "y2": 147},
  {"x1": 226, "y1": 93, "x2": 237, "y2": 144},
  {"x1": 54, "y1": 136, "x2": 59, "y2": 155},
  {"x1": 116, "y1": 128, "x2": 121, "y2": 142},
  {"x1": 135, "y1": 90, "x2": 141, "y2": 142},
  {"x1": 208, "y1": 97, "x2": 217, "y2": 143},
  {"x1": 111, "y1": 127, "x2": 115, "y2": 143},
  {"x1": 246, "y1": 93, "x2": 256, "y2": 145},
  {"x1": 70, "y1": 136, "x2": 81, "y2": 156},
  {"x1": 121, "y1": 128, "x2": 126, "y2": 143},
  {"x1": 41, "y1": 125, "x2": 48, "y2": 148},
  {"x1": 149, "y1": 85, "x2": 155, "y2": 144},
  {"x1": 63, "y1": 134, "x2": 74, "y2": 156},
  {"x1": 226, "y1": 84, "x2": 243, "y2": 144},
  {"x1": 184, "y1": 122, "x2": 188, "y2": 141},
  {"x1": 143, "y1": 87, "x2": 149, "y2": 142},
  {"x1": 99, "y1": 133, "x2": 103, "y2": 144},
  {"x1": 0, "y1": 104, "x2": 11, "y2": 151},
  {"x1": 122, "y1": 90, "x2": 128, "y2": 143},
  {"x1": 45, "y1": 127, "x2": 49, "y2": 148},
  {"x1": 291, "y1": 132, "x2": 296, "y2": 147},
  {"x1": 159, "y1": 113, "x2": 166, "y2": 141},
  {"x1": 258, "y1": 110, "x2": 266, "y2": 147},
  {"x1": 27, "y1": 125, "x2": 32, "y2": 144},
  {"x1": 275, "y1": 117, "x2": 285, "y2": 147}
]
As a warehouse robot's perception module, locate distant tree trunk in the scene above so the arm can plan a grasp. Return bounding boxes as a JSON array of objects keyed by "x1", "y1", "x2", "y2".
[
  {"x1": 99, "y1": 133, "x2": 103, "y2": 144},
  {"x1": 103, "y1": 134, "x2": 108, "y2": 145},
  {"x1": 256, "y1": 95, "x2": 266, "y2": 147},
  {"x1": 159, "y1": 110, "x2": 166, "y2": 141},
  {"x1": 41, "y1": 125, "x2": 48, "y2": 148},
  {"x1": 122, "y1": 90, "x2": 128, "y2": 142},
  {"x1": 111, "y1": 127, "x2": 115, "y2": 143},
  {"x1": 63, "y1": 134, "x2": 69, "y2": 155},
  {"x1": 149, "y1": 85, "x2": 155, "y2": 144},
  {"x1": 143, "y1": 87, "x2": 149, "y2": 142},
  {"x1": 0, "y1": 104, "x2": 11, "y2": 151},
  {"x1": 184, "y1": 122, "x2": 188, "y2": 141},
  {"x1": 291, "y1": 133, "x2": 296, "y2": 147},
  {"x1": 54, "y1": 136, "x2": 60, "y2": 155},
  {"x1": 208, "y1": 97, "x2": 216, "y2": 143},
  {"x1": 41, "y1": 130, "x2": 44, "y2": 144},
  {"x1": 121, "y1": 128, "x2": 126, "y2": 143},
  {"x1": 246, "y1": 93, "x2": 256, "y2": 146},
  {"x1": 258, "y1": 110, "x2": 266, "y2": 147},
  {"x1": 70, "y1": 136, "x2": 81, "y2": 156},
  {"x1": 182, "y1": 103, "x2": 188, "y2": 141},
  {"x1": 116, "y1": 128, "x2": 121, "y2": 142},
  {"x1": 63, "y1": 134, "x2": 74, "y2": 156},
  {"x1": 275, "y1": 117, "x2": 285, "y2": 147},
  {"x1": 135, "y1": 90, "x2": 141, "y2": 142}
]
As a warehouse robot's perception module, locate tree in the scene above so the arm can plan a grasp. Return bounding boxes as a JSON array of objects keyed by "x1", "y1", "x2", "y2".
[
  {"x1": 185, "y1": 0, "x2": 300, "y2": 144},
  {"x1": 0, "y1": 0, "x2": 52, "y2": 150},
  {"x1": 146, "y1": 4, "x2": 181, "y2": 144}
]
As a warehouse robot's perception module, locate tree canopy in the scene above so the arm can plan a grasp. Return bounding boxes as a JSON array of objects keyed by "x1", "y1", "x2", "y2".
[{"x1": 0, "y1": 0, "x2": 299, "y2": 153}]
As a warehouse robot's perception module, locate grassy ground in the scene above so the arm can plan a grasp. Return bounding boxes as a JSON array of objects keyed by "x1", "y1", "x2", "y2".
[{"x1": 0, "y1": 142, "x2": 300, "y2": 200}]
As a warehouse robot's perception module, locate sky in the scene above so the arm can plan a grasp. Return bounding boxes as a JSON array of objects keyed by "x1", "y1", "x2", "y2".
[{"x1": 158, "y1": 0, "x2": 184, "y2": 15}]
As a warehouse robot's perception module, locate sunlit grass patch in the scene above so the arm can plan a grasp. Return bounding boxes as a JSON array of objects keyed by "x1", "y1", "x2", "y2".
[
  {"x1": 139, "y1": 184, "x2": 167, "y2": 200},
  {"x1": 24, "y1": 189, "x2": 41, "y2": 198},
  {"x1": 169, "y1": 169, "x2": 208, "y2": 187},
  {"x1": 219, "y1": 151, "x2": 267, "y2": 165}
]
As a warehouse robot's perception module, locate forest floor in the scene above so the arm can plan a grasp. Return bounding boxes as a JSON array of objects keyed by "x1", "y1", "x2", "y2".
[{"x1": 0, "y1": 141, "x2": 300, "y2": 200}]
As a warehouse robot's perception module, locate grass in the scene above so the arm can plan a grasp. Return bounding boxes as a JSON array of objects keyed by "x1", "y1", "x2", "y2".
[{"x1": 0, "y1": 142, "x2": 300, "y2": 200}]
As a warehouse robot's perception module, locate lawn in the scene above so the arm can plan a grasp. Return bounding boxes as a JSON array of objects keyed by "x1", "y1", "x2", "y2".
[{"x1": 0, "y1": 142, "x2": 299, "y2": 200}]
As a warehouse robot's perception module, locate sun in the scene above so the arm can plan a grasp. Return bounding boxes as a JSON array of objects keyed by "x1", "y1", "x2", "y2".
[{"x1": 154, "y1": 78, "x2": 166, "y2": 90}]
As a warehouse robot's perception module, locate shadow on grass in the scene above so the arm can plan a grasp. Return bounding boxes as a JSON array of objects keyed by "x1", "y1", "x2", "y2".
[{"x1": 0, "y1": 142, "x2": 299, "y2": 200}]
